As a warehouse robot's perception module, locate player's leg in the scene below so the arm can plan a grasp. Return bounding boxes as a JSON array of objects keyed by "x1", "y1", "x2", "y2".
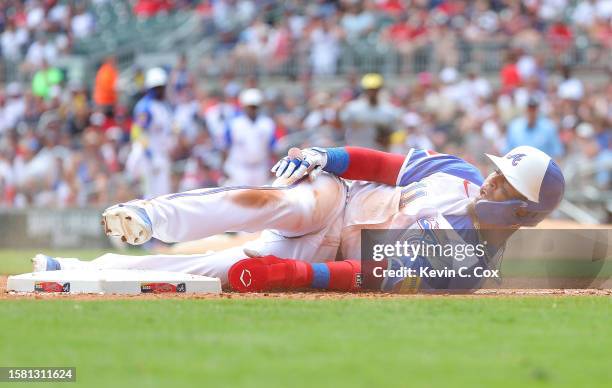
[
  {"x1": 228, "y1": 255, "x2": 362, "y2": 293},
  {"x1": 37, "y1": 246, "x2": 251, "y2": 287},
  {"x1": 34, "y1": 194, "x2": 357, "y2": 293},
  {"x1": 34, "y1": 248, "x2": 362, "y2": 292},
  {"x1": 103, "y1": 173, "x2": 346, "y2": 244}
]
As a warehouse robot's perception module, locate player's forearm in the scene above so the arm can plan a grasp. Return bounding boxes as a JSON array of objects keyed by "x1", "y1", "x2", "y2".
[{"x1": 324, "y1": 146, "x2": 405, "y2": 185}]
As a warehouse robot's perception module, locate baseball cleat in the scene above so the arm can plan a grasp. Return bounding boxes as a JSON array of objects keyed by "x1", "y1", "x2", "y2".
[
  {"x1": 31, "y1": 254, "x2": 61, "y2": 272},
  {"x1": 101, "y1": 204, "x2": 153, "y2": 245}
]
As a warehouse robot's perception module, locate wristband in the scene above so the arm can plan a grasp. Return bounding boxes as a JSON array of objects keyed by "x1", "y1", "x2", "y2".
[{"x1": 322, "y1": 147, "x2": 349, "y2": 175}]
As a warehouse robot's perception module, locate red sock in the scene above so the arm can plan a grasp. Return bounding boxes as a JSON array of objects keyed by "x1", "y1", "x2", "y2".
[
  {"x1": 311, "y1": 260, "x2": 361, "y2": 291},
  {"x1": 228, "y1": 256, "x2": 361, "y2": 293},
  {"x1": 228, "y1": 256, "x2": 313, "y2": 292}
]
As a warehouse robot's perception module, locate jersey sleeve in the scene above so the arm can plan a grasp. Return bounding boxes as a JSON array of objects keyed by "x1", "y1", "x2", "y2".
[
  {"x1": 323, "y1": 147, "x2": 406, "y2": 186},
  {"x1": 396, "y1": 148, "x2": 485, "y2": 187},
  {"x1": 222, "y1": 120, "x2": 233, "y2": 150},
  {"x1": 133, "y1": 100, "x2": 152, "y2": 130},
  {"x1": 130, "y1": 99, "x2": 152, "y2": 142}
]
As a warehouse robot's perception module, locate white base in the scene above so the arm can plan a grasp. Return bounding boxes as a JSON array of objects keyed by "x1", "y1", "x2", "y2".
[{"x1": 7, "y1": 269, "x2": 222, "y2": 295}]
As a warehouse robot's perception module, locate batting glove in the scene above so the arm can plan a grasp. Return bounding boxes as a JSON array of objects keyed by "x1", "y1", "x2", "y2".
[{"x1": 271, "y1": 147, "x2": 328, "y2": 185}]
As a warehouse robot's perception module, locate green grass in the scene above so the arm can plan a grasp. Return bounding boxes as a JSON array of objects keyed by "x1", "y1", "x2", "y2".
[
  {"x1": 0, "y1": 298, "x2": 611, "y2": 388},
  {"x1": 1, "y1": 250, "x2": 611, "y2": 387}
]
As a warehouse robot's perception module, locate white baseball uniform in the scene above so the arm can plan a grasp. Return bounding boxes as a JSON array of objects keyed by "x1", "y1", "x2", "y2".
[
  {"x1": 126, "y1": 92, "x2": 173, "y2": 198},
  {"x1": 54, "y1": 149, "x2": 488, "y2": 288},
  {"x1": 204, "y1": 101, "x2": 238, "y2": 150},
  {"x1": 223, "y1": 113, "x2": 276, "y2": 186}
]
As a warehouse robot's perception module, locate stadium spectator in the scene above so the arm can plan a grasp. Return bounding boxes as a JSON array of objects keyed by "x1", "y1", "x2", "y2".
[
  {"x1": 547, "y1": 18, "x2": 574, "y2": 56},
  {"x1": 31, "y1": 60, "x2": 63, "y2": 100},
  {"x1": 1, "y1": 19, "x2": 28, "y2": 61},
  {"x1": 93, "y1": 56, "x2": 118, "y2": 109},
  {"x1": 204, "y1": 89, "x2": 239, "y2": 150},
  {"x1": 340, "y1": 0, "x2": 375, "y2": 42},
  {"x1": 3, "y1": 83, "x2": 25, "y2": 131},
  {"x1": 24, "y1": 34, "x2": 58, "y2": 71},
  {"x1": 309, "y1": 16, "x2": 341, "y2": 76},
  {"x1": 380, "y1": 11, "x2": 428, "y2": 74},
  {"x1": 557, "y1": 65, "x2": 585, "y2": 103},
  {"x1": 71, "y1": 3, "x2": 95, "y2": 39},
  {"x1": 500, "y1": 51, "x2": 522, "y2": 92},
  {"x1": 390, "y1": 111, "x2": 433, "y2": 155},
  {"x1": 563, "y1": 122, "x2": 610, "y2": 189},
  {"x1": 134, "y1": 0, "x2": 174, "y2": 18},
  {"x1": 505, "y1": 96, "x2": 563, "y2": 158},
  {"x1": 172, "y1": 77, "x2": 202, "y2": 144}
]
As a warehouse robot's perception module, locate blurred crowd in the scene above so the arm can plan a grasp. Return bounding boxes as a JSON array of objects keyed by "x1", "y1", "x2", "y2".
[
  {"x1": 0, "y1": 0, "x2": 198, "y2": 75},
  {"x1": 0, "y1": 0, "x2": 95, "y2": 75},
  {"x1": 197, "y1": 0, "x2": 612, "y2": 75},
  {"x1": 0, "y1": 55, "x2": 610, "y2": 209},
  {"x1": 0, "y1": 0, "x2": 610, "y2": 213}
]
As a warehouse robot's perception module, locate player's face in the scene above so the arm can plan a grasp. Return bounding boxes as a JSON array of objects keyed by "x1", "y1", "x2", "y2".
[
  {"x1": 152, "y1": 86, "x2": 165, "y2": 100},
  {"x1": 245, "y1": 105, "x2": 258, "y2": 119},
  {"x1": 365, "y1": 88, "x2": 379, "y2": 103},
  {"x1": 479, "y1": 170, "x2": 527, "y2": 203}
]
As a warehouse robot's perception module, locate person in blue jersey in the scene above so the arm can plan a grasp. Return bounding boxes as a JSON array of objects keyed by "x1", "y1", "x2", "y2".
[{"x1": 125, "y1": 67, "x2": 174, "y2": 199}]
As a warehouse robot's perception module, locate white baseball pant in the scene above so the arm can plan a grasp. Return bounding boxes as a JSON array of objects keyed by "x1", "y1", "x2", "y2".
[
  {"x1": 54, "y1": 174, "x2": 347, "y2": 286},
  {"x1": 125, "y1": 144, "x2": 172, "y2": 199}
]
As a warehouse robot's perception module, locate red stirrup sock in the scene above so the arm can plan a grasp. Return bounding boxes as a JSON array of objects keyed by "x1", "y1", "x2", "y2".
[
  {"x1": 228, "y1": 256, "x2": 313, "y2": 292},
  {"x1": 228, "y1": 257, "x2": 362, "y2": 292},
  {"x1": 310, "y1": 260, "x2": 361, "y2": 291}
]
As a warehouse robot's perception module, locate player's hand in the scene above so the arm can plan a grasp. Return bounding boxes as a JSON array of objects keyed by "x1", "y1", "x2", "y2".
[{"x1": 271, "y1": 147, "x2": 328, "y2": 185}]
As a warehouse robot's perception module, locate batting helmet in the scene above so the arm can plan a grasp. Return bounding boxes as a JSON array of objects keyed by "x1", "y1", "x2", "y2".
[{"x1": 474, "y1": 146, "x2": 565, "y2": 227}]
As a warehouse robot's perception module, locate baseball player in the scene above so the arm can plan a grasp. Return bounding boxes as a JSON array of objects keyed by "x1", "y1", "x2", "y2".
[
  {"x1": 222, "y1": 88, "x2": 277, "y2": 186},
  {"x1": 33, "y1": 145, "x2": 564, "y2": 293},
  {"x1": 125, "y1": 67, "x2": 174, "y2": 198},
  {"x1": 339, "y1": 74, "x2": 402, "y2": 150}
]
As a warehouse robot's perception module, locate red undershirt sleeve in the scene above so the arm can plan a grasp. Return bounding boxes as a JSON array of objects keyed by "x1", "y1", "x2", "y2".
[{"x1": 337, "y1": 146, "x2": 406, "y2": 186}]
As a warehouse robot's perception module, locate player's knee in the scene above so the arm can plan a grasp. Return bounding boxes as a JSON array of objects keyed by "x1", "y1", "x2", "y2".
[
  {"x1": 295, "y1": 174, "x2": 345, "y2": 220},
  {"x1": 229, "y1": 188, "x2": 284, "y2": 208}
]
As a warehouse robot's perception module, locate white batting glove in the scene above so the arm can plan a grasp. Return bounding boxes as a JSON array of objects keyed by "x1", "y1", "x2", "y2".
[{"x1": 271, "y1": 147, "x2": 328, "y2": 185}]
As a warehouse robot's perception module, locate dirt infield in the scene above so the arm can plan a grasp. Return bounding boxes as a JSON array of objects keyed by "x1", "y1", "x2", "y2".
[{"x1": 2, "y1": 275, "x2": 611, "y2": 300}]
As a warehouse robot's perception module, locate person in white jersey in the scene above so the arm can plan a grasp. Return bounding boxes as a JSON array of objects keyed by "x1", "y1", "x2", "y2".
[
  {"x1": 223, "y1": 88, "x2": 277, "y2": 186},
  {"x1": 126, "y1": 67, "x2": 174, "y2": 198},
  {"x1": 34, "y1": 145, "x2": 564, "y2": 293}
]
